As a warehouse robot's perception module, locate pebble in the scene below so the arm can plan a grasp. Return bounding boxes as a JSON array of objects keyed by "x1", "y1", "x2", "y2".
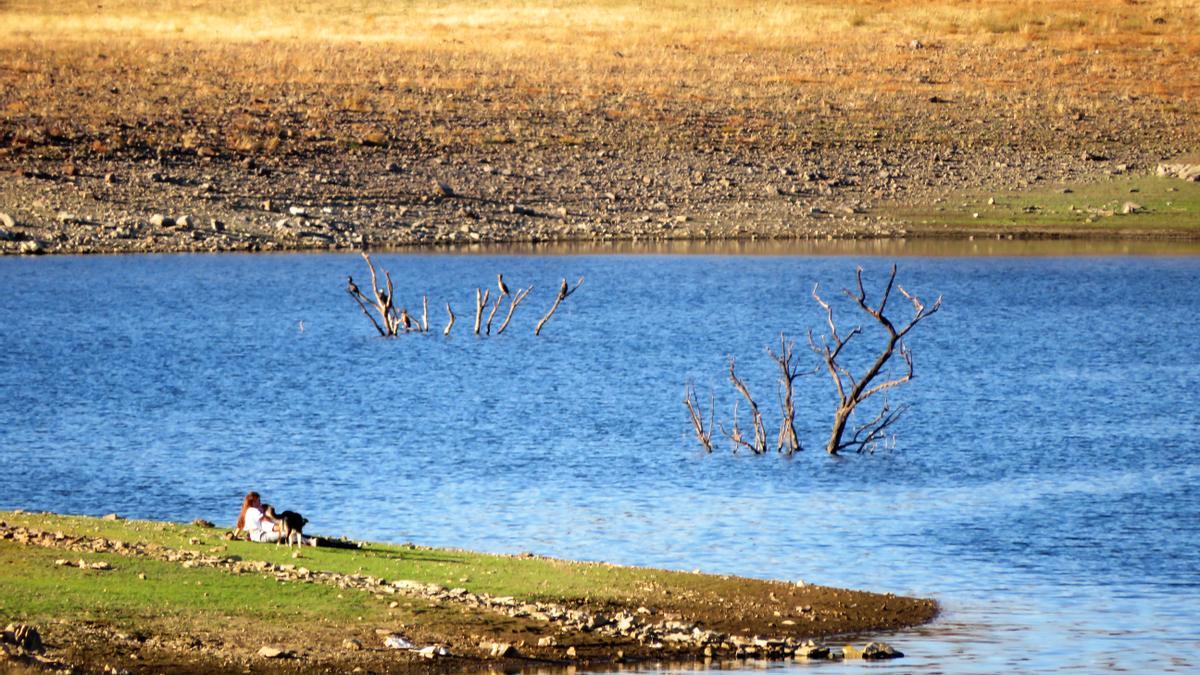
[
  {"x1": 0, "y1": 212, "x2": 15, "y2": 228},
  {"x1": 256, "y1": 645, "x2": 291, "y2": 659},
  {"x1": 149, "y1": 214, "x2": 173, "y2": 228}
]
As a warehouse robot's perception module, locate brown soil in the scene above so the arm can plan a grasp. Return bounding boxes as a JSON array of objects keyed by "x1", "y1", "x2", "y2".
[{"x1": 2, "y1": 11, "x2": 1199, "y2": 254}]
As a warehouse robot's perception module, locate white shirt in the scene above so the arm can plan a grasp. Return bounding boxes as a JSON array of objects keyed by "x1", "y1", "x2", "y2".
[{"x1": 243, "y1": 507, "x2": 274, "y2": 541}]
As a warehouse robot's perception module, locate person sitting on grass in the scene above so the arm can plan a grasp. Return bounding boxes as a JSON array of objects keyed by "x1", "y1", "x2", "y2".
[
  {"x1": 235, "y1": 490, "x2": 321, "y2": 546},
  {"x1": 235, "y1": 491, "x2": 280, "y2": 543}
]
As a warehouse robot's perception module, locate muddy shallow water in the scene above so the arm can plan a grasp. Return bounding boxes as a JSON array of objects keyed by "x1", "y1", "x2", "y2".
[{"x1": 1, "y1": 245, "x2": 1197, "y2": 672}]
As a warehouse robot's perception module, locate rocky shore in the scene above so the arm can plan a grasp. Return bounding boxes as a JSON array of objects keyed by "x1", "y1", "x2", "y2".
[{"x1": 2, "y1": 144, "x2": 1197, "y2": 257}]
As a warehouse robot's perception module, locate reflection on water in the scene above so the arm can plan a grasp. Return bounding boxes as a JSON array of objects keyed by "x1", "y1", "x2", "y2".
[
  {"x1": 378, "y1": 237, "x2": 1200, "y2": 257},
  {"x1": 0, "y1": 253, "x2": 1198, "y2": 672}
]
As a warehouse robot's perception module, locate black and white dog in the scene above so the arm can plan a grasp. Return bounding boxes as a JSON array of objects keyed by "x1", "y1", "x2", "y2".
[{"x1": 264, "y1": 505, "x2": 309, "y2": 548}]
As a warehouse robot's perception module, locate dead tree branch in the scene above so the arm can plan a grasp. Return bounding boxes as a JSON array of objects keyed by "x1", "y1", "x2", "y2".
[
  {"x1": 718, "y1": 401, "x2": 757, "y2": 454},
  {"x1": 421, "y1": 295, "x2": 429, "y2": 332},
  {"x1": 443, "y1": 303, "x2": 455, "y2": 336},
  {"x1": 474, "y1": 288, "x2": 490, "y2": 335},
  {"x1": 485, "y1": 292, "x2": 503, "y2": 335},
  {"x1": 810, "y1": 264, "x2": 941, "y2": 455},
  {"x1": 535, "y1": 276, "x2": 585, "y2": 336},
  {"x1": 683, "y1": 383, "x2": 715, "y2": 452},
  {"x1": 346, "y1": 275, "x2": 385, "y2": 337},
  {"x1": 768, "y1": 333, "x2": 804, "y2": 454},
  {"x1": 728, "y1": 358, "x2": 767, "y2": 454},
  {"x1": 346, "y1": 252, "x2": 401, "y2": 336},
  {"x1": 497, "y1": 286, "x2": 533, "y2": 335}
]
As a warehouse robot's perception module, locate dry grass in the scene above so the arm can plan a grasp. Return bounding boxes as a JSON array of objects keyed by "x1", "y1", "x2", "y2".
[{"x1": 1, "y1": 1, "x2": 1198, "y2": 161}]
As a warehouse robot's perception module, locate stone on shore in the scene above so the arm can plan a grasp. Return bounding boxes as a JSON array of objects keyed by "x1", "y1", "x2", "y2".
[
  {"x1": 2, "y1": 624, "x2": 44, "y2": 653},
  {"x1": 1157, "y1": 161, "x2": 1200, "y2": 182},
  {"x1": 862, "y1": 641, "x2": 904, "y2": 659},
  {"x1": 794, "y1": 639, "x2": 830, "y2": 658},
  {"x1": 257, "y1": 645, "x2": 292, "y2": 659}
]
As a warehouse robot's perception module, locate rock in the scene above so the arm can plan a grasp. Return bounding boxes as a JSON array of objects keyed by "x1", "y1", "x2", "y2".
[
  {"x1": 432, "y1": 179, "x2": 455, "y2": 198},
  {"x1": 101, "y1": 513, "x2": 121, "y2": 521},
  {"x1": 191, "y1": 519, "x2": 214, "y2": 528},
  {"x1": 909, "y1": 39, "x2": 924, "y2": 49},
  {"x1": 861, "y1": 641, "x2": 904, "y2": 659},
  {"x1": 342, "y1": 638, "x2": 362, "y2": 651},
  {"x1": 487, "y1": 642, "x2": 518, "y2": 658},
  {"x1": 210, "y1": 219, "x2": 225, "y2": 232},
  {"x1": 90, "y1": 561, "x2": 112, "y2": 570},
  {"x1": 1081, "y1": 151, "x2": 1108, "y2": 161},
  {"x1": 2, "y1": 624, "x2": 44, "y2": 653},
  {"x1": 18, "y1": 240, "x2": 42, "y2": 255},
  {"x1": 383, "y1": 635, "x2": 414, "y2": 649},
  {"x1": 842, "y1": 644, "x2": 862, "y2": 659},
  {"x1": 0, "y1": 212, "x2": 15, "y2": 228},
  {"x1": 417, "y1": 645, "x2": 448, "y2": 659},
  {"x1": 794, "y1": 639, "x2": 830, "y2": 659},
  {"x1": 288, "y1": 206, "x2": 308, "y2": 216},
  {"x1": 537, "y1": 636, "x2": 557, "y2": 647},
  {"x1": 256, "y1": 645, "x2": 292, "y2": 659},
  {"x1": 1156, "y1": 162, "x2": 1200, "y2": 182},
  {"x1": 149, "y1": 214, "x2": 173, "y2": 228},
  {"x1": 57, "y1": 212, "x2": 78, "y2": 224},
  {"x1": 1122, "y1": 202, "x2": 1143, "y2": 214},
  {"x1": 176, "y1": 215, "x2": 193, "y2": 229},
  {"x1": 566, "y1": 646, "x2": 577, "y2": 658}
]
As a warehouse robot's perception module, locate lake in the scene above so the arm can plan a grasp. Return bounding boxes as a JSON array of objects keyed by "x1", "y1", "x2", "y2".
[{"x1": 1, "y1": 242, "x2": 1197, "y2": 672}]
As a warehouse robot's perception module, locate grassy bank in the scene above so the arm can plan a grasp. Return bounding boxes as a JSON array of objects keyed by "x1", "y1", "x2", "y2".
[
  {"x1": 898, "y1": 175, "x2": 1200, "y2": 238},
  {"x1": 0, "y1": 511, "x2": 937, "y2": 673}
]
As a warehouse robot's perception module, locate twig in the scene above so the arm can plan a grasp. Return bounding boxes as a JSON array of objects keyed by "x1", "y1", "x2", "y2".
[
  {"x1": 535, "y1": 276, "x2": 584, "y2": 336},
  {"x1": 497, "y1": 286, "x2": 533, "y2": 335}
]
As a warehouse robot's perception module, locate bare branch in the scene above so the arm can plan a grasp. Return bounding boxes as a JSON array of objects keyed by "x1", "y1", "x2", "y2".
[
  {"x1": 684, "y1": 383, "x2": 714, "y2": 452},
  {"x1": 718, "y1": 401, "x2": 755, "y2": 454},
  {"x1": 474, "y1": 288, "x2": 489, "y2": 335},
  {"x1": 768, "y1": 333, "x2": 803, "y2": 454},
  {"x1": 421, "y1": 295, "x2": 429, "y2": 332},
  {"x1": 497, "y1": 286, "x2": 533, "y2": 335},
  {"x1": 346, "y1": 275, "x2": 385, "y2": 336},
  {"x1": 728, "y1": 358, "x2": 767, "y2": 454},
  {"x1": 443, "y1": 302, "x2": 455, "y2": 336},
  {"x1": 535, "y1": 276, "x2": 584, "y2": 336},
  {"x1": 485, "y1": 290, "x2": 503, "y2": 335},
  {"x1": 814, "y1": 266, "x2": 940, "y2": 455}
]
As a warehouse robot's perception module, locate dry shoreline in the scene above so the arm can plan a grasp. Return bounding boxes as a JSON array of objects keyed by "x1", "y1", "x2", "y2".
[{"x1": 3, "y1": 1, "x2": 1199, "y2": 256}]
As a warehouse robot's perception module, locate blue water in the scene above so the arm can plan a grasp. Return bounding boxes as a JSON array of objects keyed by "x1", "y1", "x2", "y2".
[{"x1": 1, "y1": 250, "x2": 1198, "y2": 672}]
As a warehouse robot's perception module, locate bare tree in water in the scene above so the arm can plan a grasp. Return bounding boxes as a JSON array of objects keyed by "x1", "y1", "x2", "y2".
[{"x1": 809, "y1": 264, "x2": 941, "y2": 455}]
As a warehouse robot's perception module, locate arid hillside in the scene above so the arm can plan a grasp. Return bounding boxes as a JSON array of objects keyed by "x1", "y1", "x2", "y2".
[{"x1": 2, "y1": 0, "x2": 1198, "y2": 253}]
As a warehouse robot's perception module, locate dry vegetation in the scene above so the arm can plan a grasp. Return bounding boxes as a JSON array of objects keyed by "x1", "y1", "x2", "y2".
[{"x1": 1, "y1": 0, "x2": 1198, "y2": 253}]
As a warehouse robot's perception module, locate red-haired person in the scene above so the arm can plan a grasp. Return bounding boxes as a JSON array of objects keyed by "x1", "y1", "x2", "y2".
[{"x1": 234, "y1": 491, "x2": 280, "y2": 542}]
